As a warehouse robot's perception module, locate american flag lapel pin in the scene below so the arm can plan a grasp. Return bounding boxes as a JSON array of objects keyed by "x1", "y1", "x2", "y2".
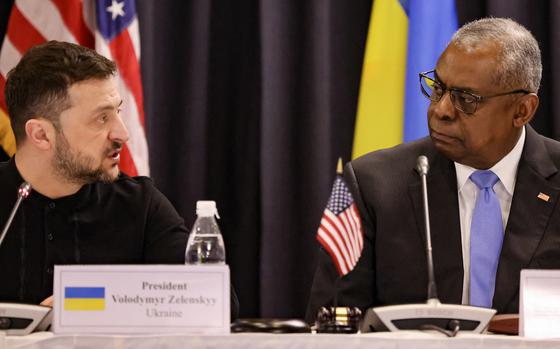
[{"x1": 537, "y1": 192, "x2": 550, "y2": 202}]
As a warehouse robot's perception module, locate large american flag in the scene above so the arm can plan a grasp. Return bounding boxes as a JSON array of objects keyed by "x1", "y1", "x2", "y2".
[
  {"x1": 0, "y1": 0, "x2": 148, "y2": 176},
  {"x1": 317, "y1": 174, "x2": 363, "y2": 276}
]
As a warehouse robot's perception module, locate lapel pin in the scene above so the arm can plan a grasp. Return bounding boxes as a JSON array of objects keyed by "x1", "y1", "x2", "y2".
[{"x1": 537, "y1": 192, "x2": 550, "y2": 202}]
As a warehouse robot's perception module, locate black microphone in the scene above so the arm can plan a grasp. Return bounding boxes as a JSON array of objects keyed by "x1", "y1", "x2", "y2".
[
  {"x1": 416, "y1": 155, "x2": 437, "y2": 301},
  {"x1": 0, "y1": 182, "x2": 32, "y2": 247},
  {"x1": 360, "y1": 155, "x2": 496, "y2": 334}
]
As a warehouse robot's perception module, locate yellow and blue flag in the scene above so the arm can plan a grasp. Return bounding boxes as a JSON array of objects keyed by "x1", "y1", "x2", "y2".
[
  {"x1": 64, "y1": 287, "x2": 105, "y2": 311},
  {"x1": 352, "y1": 0, "x2": 457, "y2": 159}
]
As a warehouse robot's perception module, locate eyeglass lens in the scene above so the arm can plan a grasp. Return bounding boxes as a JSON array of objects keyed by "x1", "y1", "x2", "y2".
[{"x1": 420, "y1": 74, "x2": 477, "y2": 114}]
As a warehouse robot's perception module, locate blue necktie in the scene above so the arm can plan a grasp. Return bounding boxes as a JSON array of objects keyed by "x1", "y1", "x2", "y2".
[{"x1": 469, "y1": 170, "x2": 503, "y2": 308}]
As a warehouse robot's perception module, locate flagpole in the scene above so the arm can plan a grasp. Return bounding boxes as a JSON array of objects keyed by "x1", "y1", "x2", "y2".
[{"x1": 334, "y1": 157, "x2": 343, "y2": 308}]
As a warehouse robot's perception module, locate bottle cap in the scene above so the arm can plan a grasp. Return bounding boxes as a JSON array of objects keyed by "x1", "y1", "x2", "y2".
[{"x1": 196, "y1": 200, "x2": 220, "y2": 218}]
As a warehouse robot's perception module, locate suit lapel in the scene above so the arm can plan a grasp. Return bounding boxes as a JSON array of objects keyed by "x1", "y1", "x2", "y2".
[
  {"x1": 409, "y1": 153, "x2": 464, "y2": 304},
  {"x1": 494, "y1": 126, "x2": 560, "y2": 312}
]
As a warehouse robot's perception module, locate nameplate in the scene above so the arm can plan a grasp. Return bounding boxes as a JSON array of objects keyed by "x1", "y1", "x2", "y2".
[
  {"x1": 520, "y1": 269, "x2": 560, "y2": 338},
  {"x1": 53, "y1": 265, "x2": 230, "y2": 334}
]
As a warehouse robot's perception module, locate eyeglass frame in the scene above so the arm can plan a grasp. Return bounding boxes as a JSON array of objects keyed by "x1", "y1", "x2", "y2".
[{"x1": 419, "y1": 69, "x2": 531, "y2": 115}]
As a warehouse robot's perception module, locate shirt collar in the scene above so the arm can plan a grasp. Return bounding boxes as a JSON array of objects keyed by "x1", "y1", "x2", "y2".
[{"x1": 455, "y1": 126, "x2": 526, "y2": 195}]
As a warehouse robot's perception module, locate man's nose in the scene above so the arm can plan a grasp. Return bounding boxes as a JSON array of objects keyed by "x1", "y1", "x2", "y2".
[
  {"x1": 431, "y1": 91, "x2": 457, "y2": 120},
  {"x1": 110, "y1": 115, "x2": 130, "y2": 143}
]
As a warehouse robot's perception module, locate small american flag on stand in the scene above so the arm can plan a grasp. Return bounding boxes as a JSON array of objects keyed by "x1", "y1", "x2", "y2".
[{"x1": 317, "y1": 159, "x2": 363, "y2": 276}]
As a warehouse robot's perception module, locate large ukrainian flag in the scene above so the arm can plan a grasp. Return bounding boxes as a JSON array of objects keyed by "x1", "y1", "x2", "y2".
[
  {"x1": 352, "y1": 0, "x2": 457, "y2": 159},
  {"x1": 64, "y1": 287, "x2": 105, "y2": 311}
]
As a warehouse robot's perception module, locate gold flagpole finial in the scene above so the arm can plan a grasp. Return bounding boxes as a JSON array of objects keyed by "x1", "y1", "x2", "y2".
[{"x1": 336, "y1": 158, "x2": 343, "y2": 175}]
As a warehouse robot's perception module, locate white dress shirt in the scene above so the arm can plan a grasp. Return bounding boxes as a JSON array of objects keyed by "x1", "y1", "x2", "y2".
[{"x1": 454, "y1": 127, "x2": 526, "y2": 304}]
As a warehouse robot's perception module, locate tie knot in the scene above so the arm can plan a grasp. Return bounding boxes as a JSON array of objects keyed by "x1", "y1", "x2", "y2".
[{"x1": 470, "y1": 170, "x2": 499, "y2": 190}]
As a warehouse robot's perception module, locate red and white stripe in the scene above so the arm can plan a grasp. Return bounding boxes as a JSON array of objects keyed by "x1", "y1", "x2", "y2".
[
  {"x1": 0, "y1": 0, "x2": 148, "y2": 176},
  {"x1": 317, "y1": 204, "x2": 363, "y2": 276}
]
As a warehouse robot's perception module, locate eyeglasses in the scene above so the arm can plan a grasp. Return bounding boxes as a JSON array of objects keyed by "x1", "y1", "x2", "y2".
[{"x1": 419, "y1": 70, "x2": 530, "y2": 115}]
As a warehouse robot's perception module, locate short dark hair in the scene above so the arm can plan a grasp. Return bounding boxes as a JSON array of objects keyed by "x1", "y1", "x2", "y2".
[{"x1": 5, "y1": 40, "x2": 116, "y2": 143}]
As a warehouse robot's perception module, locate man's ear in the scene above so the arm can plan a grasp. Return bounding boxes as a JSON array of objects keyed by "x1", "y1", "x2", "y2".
[
  {"x1": 513, "y1": 93, "x2": 539, "y2": 127},
  {"x1": 24, "y1": 118, "x2": 55, "y2": 150}
]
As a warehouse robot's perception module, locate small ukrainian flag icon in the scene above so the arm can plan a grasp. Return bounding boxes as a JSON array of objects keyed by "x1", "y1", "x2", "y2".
[{"x1": 64, "y1": 287, "x2": 105, "y2": 311}]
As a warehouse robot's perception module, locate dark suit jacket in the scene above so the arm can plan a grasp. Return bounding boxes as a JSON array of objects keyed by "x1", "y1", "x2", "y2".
[{"x1": 306, "y1": 126, "x2": 560, "y2": 322}]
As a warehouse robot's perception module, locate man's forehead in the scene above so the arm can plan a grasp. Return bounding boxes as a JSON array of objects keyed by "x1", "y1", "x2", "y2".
[
  {"x1": 56, "y1": 79, "x2": 120, "y2": 124},
  {"x1": 67, "y1": 77, "x2": 120, "y2": 103},
  {"x1": 434, "y1": 44, "x2": 500, "y2": 91}
]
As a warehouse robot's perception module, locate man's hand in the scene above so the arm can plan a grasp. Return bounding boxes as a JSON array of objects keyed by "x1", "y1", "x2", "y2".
[{"x1": 40, "y1": 295, "x2": 53, "y2": 307}]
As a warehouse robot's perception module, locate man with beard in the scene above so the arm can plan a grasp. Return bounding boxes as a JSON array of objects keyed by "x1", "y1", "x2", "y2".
[
  {"x1": 307, "y1": 18, "x2": 560, "y2": 322},
  {"x1": 0, "y1": 41, "x2": 188, "y2": 306}
]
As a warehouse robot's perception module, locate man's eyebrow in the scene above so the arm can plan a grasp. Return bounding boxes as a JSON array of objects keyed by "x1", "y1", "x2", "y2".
[
  {"x1": 92, "y1": 100, "x2": 123, "y2": 113},
  {"x1": 434, "y1": 70, "x2": 477, "y2": 93}
]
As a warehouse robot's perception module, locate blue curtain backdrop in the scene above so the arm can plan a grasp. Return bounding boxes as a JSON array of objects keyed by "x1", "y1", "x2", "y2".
[{"x1": 1, "y1": 0, "x2": 559, "y2": 318}]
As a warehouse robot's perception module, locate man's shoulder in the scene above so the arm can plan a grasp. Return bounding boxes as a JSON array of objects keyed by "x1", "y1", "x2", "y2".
[
  {"x1": 0, "y1": 160, "x2": 20, "y2": 193},
  {"x1": 537, "y1": 133, "x2": 560, "y2": 156},
  {"x1": 525, "y1": 127, "x2": 560, "y2": 169},
  {"x1": 0, "y1": 160, "x2": 12, "y2": 175},
  {"x1": 94, "y1": 173, "x2": 159, "y2": 200},
  {"x1": 0, "y1": 160, "x2": 11, "y2": 189},
  {"x1": 351, "y1": 136, "x2": 436, "y2": 174},
  {"x1": 114, "y1": 173, "x2": 155, "y2": 187}
]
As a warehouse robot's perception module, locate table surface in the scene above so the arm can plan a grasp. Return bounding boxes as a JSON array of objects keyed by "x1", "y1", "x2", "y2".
[{"x1": 4, "y1": 331, "x2": 560, "y2": 349}]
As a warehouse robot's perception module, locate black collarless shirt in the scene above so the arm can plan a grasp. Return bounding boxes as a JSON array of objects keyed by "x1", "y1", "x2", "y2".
[{"x1": 0, "y1": 159, "x2": 188, "y2": 304}]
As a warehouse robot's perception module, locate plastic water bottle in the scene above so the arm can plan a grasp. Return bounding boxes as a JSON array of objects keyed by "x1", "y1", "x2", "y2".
[{"x1": 185, "y1": 201, "x2": 226, "y2": 264}]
